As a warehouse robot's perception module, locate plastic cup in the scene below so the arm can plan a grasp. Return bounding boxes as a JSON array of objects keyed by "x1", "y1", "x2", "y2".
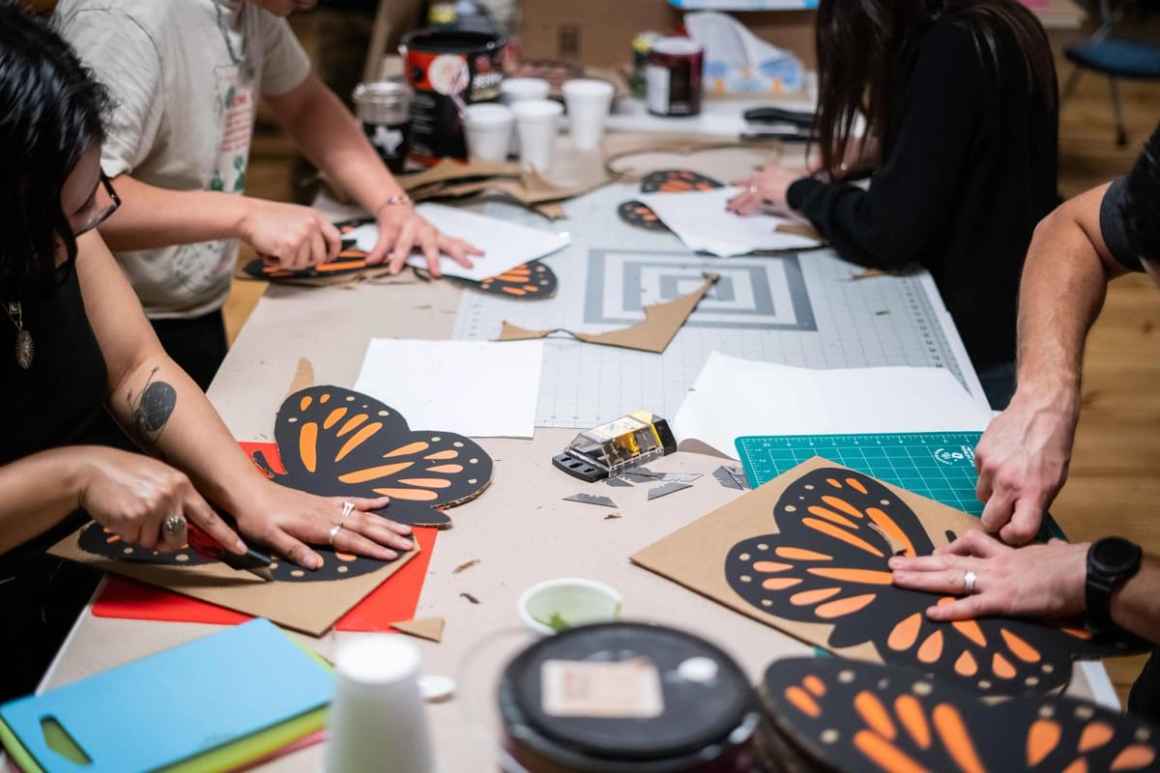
[
  {"x1": 562, "y1": 79, "x2": 615, "y2": 151},
  {"x1": 325, "y1": 637, "x2": 434, "y2": 773},
  {"x1": 463, "y1": 103, "x2": 514, "y2": 163},
  {"x1": 512, "y1": 99, "x2": 563, "y2": 173},
  {"x1": 500, "y1": 78, "x2": 551, "y2": 156}
]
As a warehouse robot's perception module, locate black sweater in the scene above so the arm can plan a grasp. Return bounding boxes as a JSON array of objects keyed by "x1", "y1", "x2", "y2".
[{"x1": 787, "y1": 17, "x2": 1059, "y2": 369}]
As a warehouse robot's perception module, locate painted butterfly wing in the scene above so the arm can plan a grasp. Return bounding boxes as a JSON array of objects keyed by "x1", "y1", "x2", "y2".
[
  {"x1": 639, "y1": 169, "x2": 724, "y2": 194},
  {"x1": 451, "y1": 260, "x2": 558, "y2": 299},
  {"x1": 272, "y1": 385, "x2": 493, "y2": 528},
  {"x1": 75, "y1": 520, "x2": 387, "y2": 582},
  {"x1": 726, "y1": 468, "x2": 1138, "y2": 696},
  {"x1": 617, "y1": 200, "x2": 669, "y2": 232},
  {"x1": 760, "y1": 657, "x2": 1159, "y2": 773}
]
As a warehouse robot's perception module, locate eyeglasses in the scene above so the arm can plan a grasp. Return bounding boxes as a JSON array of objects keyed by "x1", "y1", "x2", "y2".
[{"x1": 73, "y1": 173, "x2": 121, "y2": 237}]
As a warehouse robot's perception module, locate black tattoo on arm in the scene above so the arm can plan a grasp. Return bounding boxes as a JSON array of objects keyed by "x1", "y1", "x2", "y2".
[{"x1": 126, "y1": 367, "x2": 177, "y2": 447}]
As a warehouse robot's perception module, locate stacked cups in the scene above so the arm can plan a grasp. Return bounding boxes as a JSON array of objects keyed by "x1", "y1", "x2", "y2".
[{"x1": 562, "y1": 79, "x2": 615, "y2": 151}]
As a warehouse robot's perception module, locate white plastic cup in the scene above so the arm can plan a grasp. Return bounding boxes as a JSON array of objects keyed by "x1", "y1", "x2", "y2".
[
  {"x1": 512, "y1": 99, "x2": 563, "y2": 173},
  {"x1": 325, "y1": 637, "x2": 434, "y2": 773},
  {"x1": 562, "y1": 79, "x2": 615, "y2": 151},
  {"x1": 463, "y1": 103, "x2": 514, "y2": 163},
  {"x1": 500, "y1": 78, "x2": 550, "y2": 157}
]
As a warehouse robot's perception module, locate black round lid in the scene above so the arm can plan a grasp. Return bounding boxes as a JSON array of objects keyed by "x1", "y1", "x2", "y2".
[
  {"x1": 402, "y1": 28, "x2": 504, "y2": 54},
  {"x1": 502, "y1": 622, "x2": 755, "y2": 762}
]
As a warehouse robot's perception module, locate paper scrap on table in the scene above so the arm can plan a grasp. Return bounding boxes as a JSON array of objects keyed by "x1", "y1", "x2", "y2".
[
  {"x1": 673, "y1": 353, "x2": 992, "y2": 459},
  {"x1": 346, "y1": 203, "x2": 570, "y2": 281},
  {"x1": 636, "y1": 188, "x2": 821, "y2": 257},
  {"x1": 353, "y1": 339, "x2": 543, "y2": 438}
]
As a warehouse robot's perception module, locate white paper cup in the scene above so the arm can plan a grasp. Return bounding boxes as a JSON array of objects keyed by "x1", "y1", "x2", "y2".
[
  {"x1": 518, "y1": 577, "x2": 623, "y2": 636},
  {"x1": 512, "y1": 99, "x2": 563, "y2": 173},
  {"x1": 562, "y1": 79, "x2": 615, "y2": 151},
  {"x1": 326, "y1": 637, "x2": 434, "y2": 773},
  {"x1": 463, "y1": 103, "x2": 514, "y2": 163},
  {"x1": 500, "y1": 78, "x2": 550, "y2": 156}
]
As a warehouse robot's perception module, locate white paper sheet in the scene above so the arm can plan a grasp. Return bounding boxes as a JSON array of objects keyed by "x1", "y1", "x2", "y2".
[
  {"x1": 346, "y1": 203, "x2": 571, "y2": 281},
  {"x1": 636, "y1": 187, "x2": 821, "y2": 256},
  {"x1": 353, "y1": 339, "x2": 544, "y2": 438},
  {"x1": 673, "y1": 353, "x2": 992, "y2": 458}
]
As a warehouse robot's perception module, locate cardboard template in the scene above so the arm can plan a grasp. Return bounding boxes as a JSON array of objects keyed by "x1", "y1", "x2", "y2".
[
  {"x1": 392, "y1": 617, "x2": 445, "y2": 643},
  {"x1": 760, "y1": 657, "x2": 1160, "y2": 773},
  {"x1": 632, "y1": 457, "x2": 1139, "y2": 697},
  {"x1": 498, "y1": 273, "x2": 719, "y2": 354}
]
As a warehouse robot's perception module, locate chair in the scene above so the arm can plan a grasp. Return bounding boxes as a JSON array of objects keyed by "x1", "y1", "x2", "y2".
[{"x1": 1063, "y1": 0, "x2": 1160, "y2": 145}]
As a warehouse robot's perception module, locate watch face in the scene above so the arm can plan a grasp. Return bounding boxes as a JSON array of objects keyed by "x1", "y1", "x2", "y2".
[{"x1": 1092, "y1": 537, "x2": 1142, "y2": 573}]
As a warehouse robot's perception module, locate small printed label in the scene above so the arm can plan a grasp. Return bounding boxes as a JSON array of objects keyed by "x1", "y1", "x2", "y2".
[
  {"x1": 542, "y1": 658, "x2": 664, "y2": 719},
  {"x1": 646, "y1": 65, "x2": 670, "y2": 114}
]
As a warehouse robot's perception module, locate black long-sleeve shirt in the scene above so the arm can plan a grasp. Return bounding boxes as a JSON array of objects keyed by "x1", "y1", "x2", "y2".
[{"x1": 788, "y1": 17, "x2": 1059, "y2": 369}]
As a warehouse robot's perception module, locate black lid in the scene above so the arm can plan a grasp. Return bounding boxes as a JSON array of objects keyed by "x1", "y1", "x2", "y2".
[
  {"x1": 501, "y1": 622, "x2": 755, "y2": 762},
  {"x1": 401, "y1": 28, "x2": 505, "y2": 54}
]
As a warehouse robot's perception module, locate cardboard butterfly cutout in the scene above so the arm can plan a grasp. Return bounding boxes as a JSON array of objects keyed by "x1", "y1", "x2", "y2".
[
  {"x1": 250, "y1": 385, "x2": 493, "y2": 529},
  {"x1": 619, "y1": 169, "x2": 724, "y2": 232},
  {"x1": 632, "y1": 458, "x2": 1143, "y2": 698},
  {"x1": 247, "y1": 218, "x2": 558, "y2": 298},
  {"x1": 759, "y1": 657, "x2": 1159, "y2": 773},
  {"x1": 76, "y1": 521, "x2": 384, "y2": 583}
]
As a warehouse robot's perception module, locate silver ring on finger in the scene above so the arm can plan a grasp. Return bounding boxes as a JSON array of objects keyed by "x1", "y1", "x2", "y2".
[
  {"x1": 163, "y1": 513, "x2": 187, "y2": 537},
  {"x1": 963, "y1": 569, "x2": 978, "y2": 595},
  {"x1": 329, "y1": 501, "x2": 356, "y2": 545}
]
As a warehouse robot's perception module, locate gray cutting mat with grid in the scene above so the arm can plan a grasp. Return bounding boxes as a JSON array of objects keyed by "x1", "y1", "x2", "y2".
[{"x1": 453, "y1": 185, "x2": 987, "y2": 428}]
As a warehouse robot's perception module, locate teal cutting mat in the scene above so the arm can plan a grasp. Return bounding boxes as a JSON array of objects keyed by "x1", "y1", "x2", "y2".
[{"x1": 735, "y1": 432, "x2": 1064, "y2": 540}]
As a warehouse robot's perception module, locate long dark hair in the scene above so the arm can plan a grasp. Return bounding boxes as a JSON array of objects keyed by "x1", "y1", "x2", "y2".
[
  {"x1": 0, "y1": 0, "x2": 110, "y2": 300},
  {"x1": 813, "y1": 0, "x2": 1056, "y2": 179}
]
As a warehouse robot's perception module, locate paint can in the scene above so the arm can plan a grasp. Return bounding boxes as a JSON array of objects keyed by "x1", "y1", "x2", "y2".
[
  {"x1": 400, "y1": 29, "x2": 506, "y2": 166},
  {"x1": 352, "y1": 80, "x2": 412, "y2": 174},
  {"x1": 645, "y1": 37, "x2": 704, "y2": 117},
  {"x1": 498, "y1": 622, "x2": 760, "y2": 772}
]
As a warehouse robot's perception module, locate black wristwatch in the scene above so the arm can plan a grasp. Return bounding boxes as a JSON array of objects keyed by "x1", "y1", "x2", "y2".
[{"x1": 1086, "y1": 537, "x2": 1142, "y2": 634}]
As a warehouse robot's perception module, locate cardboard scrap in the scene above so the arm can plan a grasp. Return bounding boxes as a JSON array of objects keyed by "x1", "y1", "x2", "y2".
[
  {"x1": 392, "y1": 617, "x2": 446, "y2": 643},
  {"x1": 287, "y1": 357, "x2": 315, "y2": 397},
  {"x1": 563, "y1": 493, "x2": 619, "y2": 508},
  {"x1": 499, "y1": 273, "x2": 720, "y2": 354},
  {"x1": 775, "y1": 222, "x2": 824, "y2": 242},
  {"x1": 452, "y1": 559, "x2": 480, "y2": 575},
  {"x1": 647, "y1": 481, "x2": 694, "y2": 500}
]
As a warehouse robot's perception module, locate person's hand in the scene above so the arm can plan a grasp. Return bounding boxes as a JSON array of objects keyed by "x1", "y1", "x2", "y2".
[
  {"x1": 78, "y1": 447, "x2": 245, "y2": 554},
  {"x1": 232, "y1": 480, "x2": 415, "y2": 570},
  {"x1": 974, "y1": 386, "x2": 1080, "y2": 545},
  {"x1": 367, "y1": 201, "x2": 481, "y2": 278},
  {"x1": 237, "y1": 198, "x2": 342, "y2": 270},
  {"x1": 727, "y1": 163, "x2": 803, "y2": 215},
  {"x1": 889, "y1": 530, "x2": 1088, "y2": 622}
]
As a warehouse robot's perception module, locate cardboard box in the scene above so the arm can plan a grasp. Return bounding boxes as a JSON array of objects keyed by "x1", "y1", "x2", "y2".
[{"x1": 518, "y1": 1, "x2": 816, "y2": 70}]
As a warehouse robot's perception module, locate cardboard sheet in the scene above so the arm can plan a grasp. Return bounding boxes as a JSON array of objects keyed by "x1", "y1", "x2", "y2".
[
  {"x1": 344, "y1": 204, "x2": 571, "y2": 282},
  {"x1": 637, "y1": 187, "x2": 822, "y2": 256},
  {"x1": 673, "y1": 353, "x2": 992, "y2": 458},
  {"x1": 632, "y1": 457, "x2": 1137, "y2": 697},
  {"x1": 353, "y1": 339, "x2": 543, "y2": 439},
  {"x1": 498, "y1": 272, "x2": 719, "y2": 354}
]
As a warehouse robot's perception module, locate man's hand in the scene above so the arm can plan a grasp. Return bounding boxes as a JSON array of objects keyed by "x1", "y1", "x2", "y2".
[
  {"x1": 974, "y1": 386, "x2": 1080, "y2": 545},
  {"x1": 367, "y1": 203, "x2": 481, "y2": 277},
  {"x1": 237, "y1": 198, "x2": 342, "y2": 270},
  {"x1": 890, "y1": 530, "x2": 1088, "y2": 622}
]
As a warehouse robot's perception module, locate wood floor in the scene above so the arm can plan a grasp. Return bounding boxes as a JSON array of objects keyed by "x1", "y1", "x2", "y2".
[{"x1": 234, "y1": 45, "x2": 1160, "y2": 701}]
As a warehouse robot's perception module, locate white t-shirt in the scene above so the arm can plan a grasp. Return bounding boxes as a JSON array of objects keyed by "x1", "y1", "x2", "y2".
[{"x1": 56, "y1": 0, "x2": 312, "y2": 319}]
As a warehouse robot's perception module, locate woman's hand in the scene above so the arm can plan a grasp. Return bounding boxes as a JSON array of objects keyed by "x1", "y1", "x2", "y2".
[
  {"x1": 78, "y1": 447, "x2": 246, "y2": 554},
  {"x1": 889, "y1": 530, "x2": 1088, "y2": 622},
  {"x1": 232, "y1": 481, "x2": 415, "y2": 570},
  {"x1": 727, "y1": 163, "x2": 803, "y2": 215},
  {"x1": 367, "y1": 202, "x2": 482, "y2": 278}
]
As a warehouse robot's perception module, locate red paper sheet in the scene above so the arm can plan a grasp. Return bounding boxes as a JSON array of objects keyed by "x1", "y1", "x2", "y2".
[{"x1": 91, "y1": 443, "x2": 437, "y2": 632}]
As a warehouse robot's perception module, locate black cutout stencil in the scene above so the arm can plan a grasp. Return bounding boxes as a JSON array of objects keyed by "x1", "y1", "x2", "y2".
[
  {"x1": 638, "y1": 169, "x2": 724, "y2": 194},
  {"x1": 618, "y1": 200, "x2": 669, "y2": 232},
  {"x1": 448, "y1": 259, "x2": 558, "y2": 300},
  {"x1": 725, "y1": 467, "x2": 1144, "y2": 696},
  {"x1": 761, "y1": 657, "x2": 1159, "y2": 772}
]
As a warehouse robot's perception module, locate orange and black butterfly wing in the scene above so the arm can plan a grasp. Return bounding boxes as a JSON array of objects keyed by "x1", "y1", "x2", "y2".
[
  {"x1": 725, "y1": 467, "x2": 1143, "y2": 696},
  {"x1": 453, "y1": 260, "x2": 558, "y2": 300},
  {"x1": 618, "y1": 200, "x2": 669, "y2": 232},
  {"x1": 272, "y1": 385, "x2": 493, "y2": 528},
  {"x1": 639, "y1": 169, "x2": 724, "y2": 194},
  {"x1": 761, "y1": 657, "x2": 1159, "y2": 773}
]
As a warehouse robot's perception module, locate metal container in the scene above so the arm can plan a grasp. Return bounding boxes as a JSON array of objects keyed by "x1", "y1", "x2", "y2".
[
  {"x1": 499, "y1": 622, "x2": 760, "y2": 772},
  {"x1": 646, "y1": 37, "x2": 705, "y2": 117},
  {"x1": 353, "y1": 80, "x2": 413, "y2": 174}
]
